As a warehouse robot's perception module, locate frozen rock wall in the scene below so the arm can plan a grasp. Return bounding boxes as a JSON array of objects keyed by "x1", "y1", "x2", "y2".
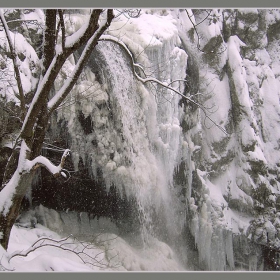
[{"x1": 30, "y1": 8, "x2": 280, "y2": 271}]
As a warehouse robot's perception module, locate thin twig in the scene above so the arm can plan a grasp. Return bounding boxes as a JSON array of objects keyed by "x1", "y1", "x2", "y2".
[
  {"x1": 8, "y1": 233, "x2": 120, "y2": 270},
  {"x1": 185, "y1": 9, "x2": 227, "y2": 55}
]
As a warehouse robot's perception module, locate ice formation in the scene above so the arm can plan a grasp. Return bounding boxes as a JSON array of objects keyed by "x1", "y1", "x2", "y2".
[{"x1": 1, "y1": 8, "x2": 280, "y2": 271}]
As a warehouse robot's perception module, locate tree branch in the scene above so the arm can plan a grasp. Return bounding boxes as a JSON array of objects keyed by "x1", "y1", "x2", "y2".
[
  {"x1": 191, "y1": 9, "x2": 212, "y2": 27},
  {"x1": 0, "y1": 9, "x2": 26, "y2": 121},
  {"x1": 185, "y1": 9, "x2": 227, "y2": 55},
  {"x1": 0, "y1": 9, "x2": 115, "y2": 252},
  {"x1": 47, "y1": 9, "x2": 114, "y2": 113},
  {"x1": 21, "y1": 10, "x2": 113, "y2": 142},
  {"x1": 99, "y1": 35, "x2": 228, "y2": 135},
  {"x1": 58, "y1": 10, "x2": 66, "y2": 51},
  {"x1": 28, "y1": 148, "x2": 70, "y2": 178},
  {"x1": 185, "y1": 9, "x2": 204, "y2": 52}
]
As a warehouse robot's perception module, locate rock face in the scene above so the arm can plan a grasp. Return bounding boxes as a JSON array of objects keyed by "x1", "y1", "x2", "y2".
[{"x1": 2, "y1": 9, "x2": 280, "y2": 270}]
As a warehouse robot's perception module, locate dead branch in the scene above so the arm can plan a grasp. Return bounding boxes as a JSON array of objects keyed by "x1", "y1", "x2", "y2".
[
  {"x1": 194, "y1": 10, "x2": 212, "y2": 26},
  {"x1": 7, "y1": 233, "x2": 120, "y2": 270},
  {"x1": 185, "y1": 9, "x2": 205, "y2": 53}
]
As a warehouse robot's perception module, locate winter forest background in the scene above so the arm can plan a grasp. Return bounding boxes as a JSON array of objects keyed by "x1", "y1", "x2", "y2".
[{"x1": 0, "y1": 8, "x2": 280, "y2": 271}]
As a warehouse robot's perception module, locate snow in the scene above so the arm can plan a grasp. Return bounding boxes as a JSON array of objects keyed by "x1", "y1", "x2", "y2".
[
  {"x1": 65, "y1": 19, "x2": 90, "y2": 49},
  {"x1": 3, "y1": 8, "x2": 280, "y2": 271},
  {"x1": 22, "y1": 9, "x2": 44, "y2": 26},
  {"x1": 0, "y1": 10, "x2": 39, "y2": 103},
  {"x1": 227, "y1": 36, "x2": 251, "y2": 110},
  {"x1": 2, "y1": 225, "x2": 98, "y2": 271},
  {"x1": 247, "y1": 145, "x2": 267, "y2": 164},
  {"x1": 109, "y1": 10, "x2": 179, "y2": 49},
  {"x1": 0, "y1": 207, "x2": 184, "y2": 272},
  {"x1": 239, "y1": 9, "x2": 258, "y2": 15}
]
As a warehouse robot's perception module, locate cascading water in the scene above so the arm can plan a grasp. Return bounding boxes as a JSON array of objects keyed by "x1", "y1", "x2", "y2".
[
  {"x1": 14, "y1": 9, "x2": 280, "y2": 271},
  {"x1": 33, "y1": 10, "x2": 236, "y2": 270},
  {"x1": 50, "y1": 34, "x2": 189, "y2": 262}
]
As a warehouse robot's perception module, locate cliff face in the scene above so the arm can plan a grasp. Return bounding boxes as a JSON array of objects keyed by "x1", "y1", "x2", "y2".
[{"x1": 2, "y1": 9, "x2": 280, "y2": 271}]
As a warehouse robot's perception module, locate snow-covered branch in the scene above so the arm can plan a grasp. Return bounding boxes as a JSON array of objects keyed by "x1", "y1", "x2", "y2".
[
  {"x1": 47, "y1": 10, "x2": 114, "y2": 112},
  {"x1": 0, "y1": 9, "x2": 26, "y2": 120},
  {"x1": 0, "y1": 9, "x2": 115, "y2": 252},
  {"x1": 21, "y1": 10, "x2": 114, "y2": 141},
  {"x1": 6, "y1": 140, "x2": 70, "y2": 178},
  {"x1": 63, "y1": 9, "x2": 103, "y2": 51},
  {"x1": 99, "y1": 34, "x2": 228, "y2": 135},
  {"x1": 27, "y1": 149, "x2": 70, "y2": 177}
]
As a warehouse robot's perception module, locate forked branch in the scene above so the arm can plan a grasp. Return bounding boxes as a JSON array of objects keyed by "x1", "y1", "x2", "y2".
[
  {"x1": 7, "y1": 234, "x2": 120, "y2": 269},
  {"x1": 47, "y1": 9, "x2": 114, "y2": 113}
]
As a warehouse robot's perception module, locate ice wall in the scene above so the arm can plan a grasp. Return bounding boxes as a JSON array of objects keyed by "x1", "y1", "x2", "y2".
[
  {"x1": 174, "y1": 9, "x2": 280, "y2": 270},
  {"x1": 53, "y1": 13, "x2": 188, "y2": 257},
  {"x1": 50, "y1": 9, "x2": 280, "y2": 270}
]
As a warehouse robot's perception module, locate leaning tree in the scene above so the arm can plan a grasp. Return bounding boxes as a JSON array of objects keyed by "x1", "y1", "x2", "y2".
[{"x1": 0, "y1": 8, "x2": 114, "y2": 250}]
